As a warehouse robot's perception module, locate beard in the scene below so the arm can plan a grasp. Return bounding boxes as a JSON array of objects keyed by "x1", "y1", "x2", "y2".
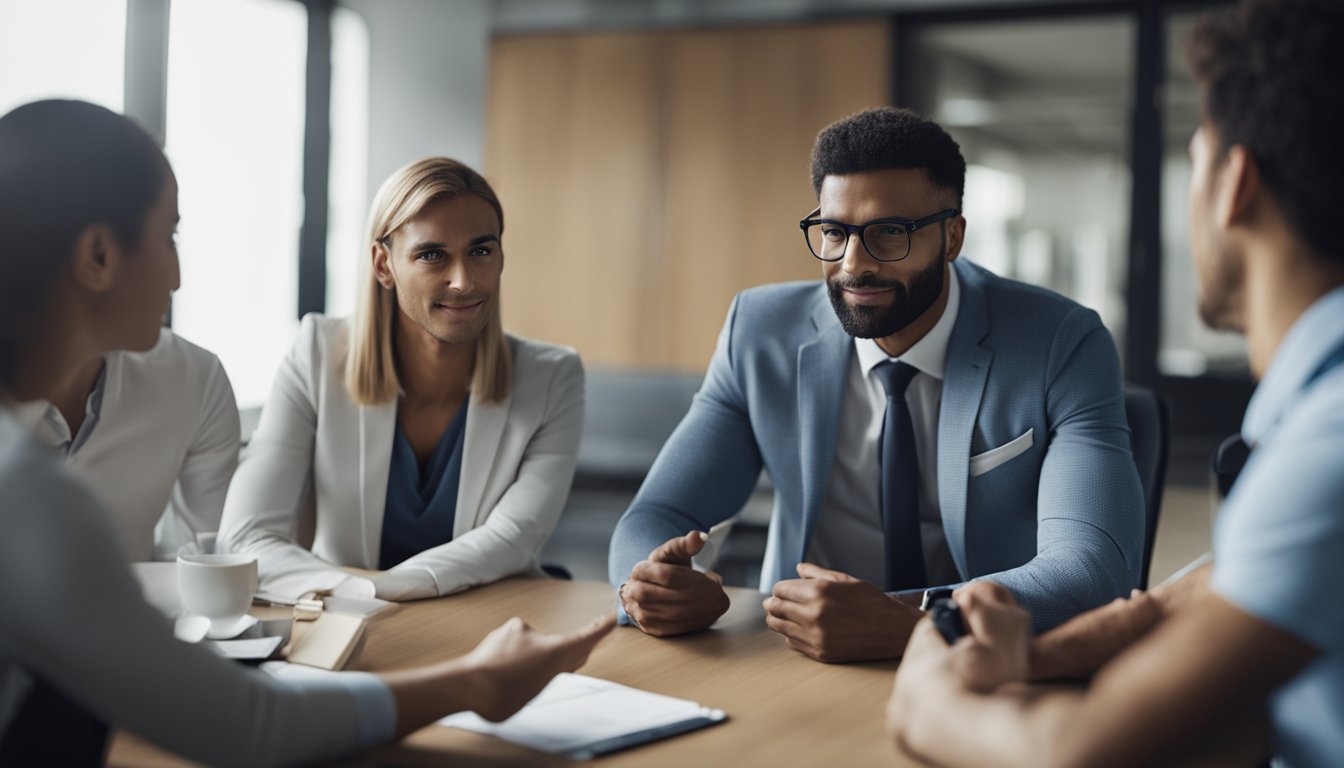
[{"x1": 827, "y1": 253, "x2": 946, "y2": 339}]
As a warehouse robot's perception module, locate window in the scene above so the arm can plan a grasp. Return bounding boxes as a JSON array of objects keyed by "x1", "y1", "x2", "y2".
[
  {"x1": 1159, "y1": 11, "x2": 1247, "y2": 377},
  {"x1": 906, "y1": 16, "x2": 1136, "y2": 351},
  {"x1": 325, "y1": 7, "x2": 371, "y2": 320},
  {"x1": 164, "y1": 0, "x2": 308, "y2": 408},
  {"x1": 0, "y1": 0, "x2": 126, "y2": 116}
]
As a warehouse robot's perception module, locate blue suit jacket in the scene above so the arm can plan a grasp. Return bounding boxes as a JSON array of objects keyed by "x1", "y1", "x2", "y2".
[{"x1": 609, "y1": 260, "x2": 1145, "y2": 632}]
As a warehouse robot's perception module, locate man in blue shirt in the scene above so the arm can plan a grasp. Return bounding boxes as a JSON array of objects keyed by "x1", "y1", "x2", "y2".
[{"x1": 887, "y1": 1, "x2": 1344, "y2": 766}]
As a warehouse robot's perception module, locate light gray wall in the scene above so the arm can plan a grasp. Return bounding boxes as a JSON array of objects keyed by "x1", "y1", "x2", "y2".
[{"x1": 338, "y1": 0, "x2": 490, "y2": 206}]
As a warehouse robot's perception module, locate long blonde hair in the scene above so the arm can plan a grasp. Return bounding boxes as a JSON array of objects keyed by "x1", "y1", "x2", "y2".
[{"x1": 345, "y1": 157, "x2": 511, "y2": 405}]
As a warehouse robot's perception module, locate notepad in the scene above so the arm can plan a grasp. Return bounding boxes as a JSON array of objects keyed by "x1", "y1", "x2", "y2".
[
  {"x1": 438, "y1": 673, "x2": 726, "y2": 759},
  {"x1": 285, "y1": 612, "x2": 365, "y2": 670}
]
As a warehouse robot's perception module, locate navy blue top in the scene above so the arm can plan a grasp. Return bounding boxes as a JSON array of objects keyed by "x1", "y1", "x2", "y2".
[{"x1": 379, "y1": 400, "x2": 469, "y2": 570}]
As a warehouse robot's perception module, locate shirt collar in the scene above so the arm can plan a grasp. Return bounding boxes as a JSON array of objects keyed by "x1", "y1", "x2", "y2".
[
  {"x1": 1242, "y1": 285, "x2": 1344, "y2": 445},
  {"x1": 855, "y1": 264, "x2": 961, "y2": 380},
  {"x1": 14, "y1": 357, "x2": 111, "y2": 454}
]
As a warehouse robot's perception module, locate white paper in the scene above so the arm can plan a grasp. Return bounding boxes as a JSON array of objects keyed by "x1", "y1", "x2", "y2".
[
  {"x1": 321, "y1": 594, "x2": 394, "y2": 618},
  {"x1": 211, "y1": 636, "x2": 284, "y2": 660},
  {"x1": 438, "y1": 673, "x2": 723, "y2": 756},
  {"x1": 260, "y1": 660, "x2": 340, "y2": 680},
  {"x1": 253, "y1": 591, "x2": 392, "y2": 618}
]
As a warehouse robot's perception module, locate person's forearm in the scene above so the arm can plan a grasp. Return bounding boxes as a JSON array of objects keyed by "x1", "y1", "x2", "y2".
[
  {"x1": 1151, "y1": 561, "x2": 1211, "y2": 614},
  {"x1": 1028, "y1": 593, "x2": 1164, "y2": 681},
  {"x1": 370, "y1": 567, "x2": 439, "y2": 601},
  {"x1": 903, "y1": 684, "x2": 1081, "y2": 768},
  {"x1": 1027, "y1": 563, "x2": 1212, "y2": 682},
  {"x1": 381, "y1": 659, "x2": 481, "y2": 738}
]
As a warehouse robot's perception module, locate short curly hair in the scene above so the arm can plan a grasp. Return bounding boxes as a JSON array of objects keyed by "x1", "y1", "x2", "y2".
[
  {"x1": 1188, "y1": 0, "x2": 1344, "y2": 262},
  {"x1": 809, "y1": 107, "x2": 966, "y2": 206}
]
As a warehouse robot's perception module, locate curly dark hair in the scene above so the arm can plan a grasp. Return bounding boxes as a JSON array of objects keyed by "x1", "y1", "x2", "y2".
[
  {"x1": 809, "y1": 107, "x2": 966, "y2": 206},
  {"x1": 1188, "y1": 0, "x2": 1344, "y2": 262}
]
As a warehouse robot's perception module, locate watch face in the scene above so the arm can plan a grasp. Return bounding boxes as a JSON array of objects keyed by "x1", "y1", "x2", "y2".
[{"x1": 920, "y1": 587, "x2": 955, "y2": 611}]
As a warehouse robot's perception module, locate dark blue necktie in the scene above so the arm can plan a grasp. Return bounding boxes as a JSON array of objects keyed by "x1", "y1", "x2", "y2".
[{"x1": 874, "y1": 360, "x2": 926, "y2": 592}]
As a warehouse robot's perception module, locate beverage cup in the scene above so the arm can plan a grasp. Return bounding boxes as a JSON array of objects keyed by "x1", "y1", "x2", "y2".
[{"x1": 177, "y1": 554, "x2": 258, "y2": 634}]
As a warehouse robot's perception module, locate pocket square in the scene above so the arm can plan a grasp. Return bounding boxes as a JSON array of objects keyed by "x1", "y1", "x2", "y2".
[{"x1": 969, "y1": 428, "x2": 1034, "y2": 477}]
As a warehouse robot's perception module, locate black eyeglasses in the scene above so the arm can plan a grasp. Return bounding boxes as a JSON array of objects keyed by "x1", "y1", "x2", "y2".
[{"x1": 799, "y1": 207, "x2": 960, "y2": 263}]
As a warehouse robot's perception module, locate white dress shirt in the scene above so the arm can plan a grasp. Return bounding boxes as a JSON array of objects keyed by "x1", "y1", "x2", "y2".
[
  {"x1": 0, "y1": 409, "x2": 393, "y2": 766},
  {"x1": 13, "y1": 329, "x2": 240, "y2": 561},
  {"x1": 808, "y1": 266, "x2": 962, "y2": 588}
]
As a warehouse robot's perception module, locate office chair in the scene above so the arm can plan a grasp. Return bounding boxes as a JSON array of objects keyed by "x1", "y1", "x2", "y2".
[
  {"x1": 1211, "y1": 433, "x2": 1251, "y2": 499},
  {"x1": 1124, "y1": 385, "x2": 1170, "y2": 590}
]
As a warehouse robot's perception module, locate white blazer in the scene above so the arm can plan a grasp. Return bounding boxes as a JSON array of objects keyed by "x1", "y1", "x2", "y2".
[{"x1": 218, "y1": 314, "x2": 584, "y2": 600}]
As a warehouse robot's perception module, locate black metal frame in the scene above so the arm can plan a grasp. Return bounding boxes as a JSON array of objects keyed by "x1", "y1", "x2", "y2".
[
  {"x1": 799, "y1": 207, "x2": 961, "y2": 263},
  {"x1": 297, "y1": 0, "x2": 334, "y2": 319},
  {"x1": 890, "y1": 0, "x2": 1243, "y2": 452}
]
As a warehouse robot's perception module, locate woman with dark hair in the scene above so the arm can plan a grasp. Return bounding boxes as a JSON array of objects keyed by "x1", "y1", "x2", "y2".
[{"x1": 0, "y1": 99, "x2": 612, "y2": 767}]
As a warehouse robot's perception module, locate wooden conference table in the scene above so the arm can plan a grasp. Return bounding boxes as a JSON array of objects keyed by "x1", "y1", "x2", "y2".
[
  {"x1": 109, "y1": 577, "x2": 903, "y2": 766},
  {"x1": 109, "y1": 577, "x2": 1264, "y2": 767}
]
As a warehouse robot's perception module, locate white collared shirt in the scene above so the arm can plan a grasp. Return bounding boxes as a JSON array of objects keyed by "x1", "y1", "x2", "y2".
[
  {"x1": 12, "y1": 329, "x2": 240, "y2": 561},
  {"x1": 807, "y1": 266, "x2": 962, "y2": 588}
]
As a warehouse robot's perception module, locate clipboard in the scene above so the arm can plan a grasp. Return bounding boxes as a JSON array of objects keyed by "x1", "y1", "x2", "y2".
[{"x1": 438, "y1": 673, "x2": 727, "y2": 759}]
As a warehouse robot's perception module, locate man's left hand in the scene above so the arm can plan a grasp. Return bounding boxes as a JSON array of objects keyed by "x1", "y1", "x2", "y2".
[
  {"x1": 762, "y1": 563, "x2": 921, "y2": 662},
  {"x1": 887, "y1": 580, "x2": 1031, "y2": 756}
]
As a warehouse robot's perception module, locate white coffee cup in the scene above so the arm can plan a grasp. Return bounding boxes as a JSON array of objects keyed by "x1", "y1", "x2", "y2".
[{"x1": 177, "y1": 554, "x2": 258, "y2": 633}]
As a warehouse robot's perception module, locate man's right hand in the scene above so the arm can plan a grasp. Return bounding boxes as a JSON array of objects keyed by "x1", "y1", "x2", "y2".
[{"x1": 620, "y1": 531, "x2": 731, "y2": 637}]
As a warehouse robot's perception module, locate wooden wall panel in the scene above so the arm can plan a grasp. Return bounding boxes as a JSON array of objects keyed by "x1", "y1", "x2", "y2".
[
  {"x1": 660, "y1": 21, "x2": 889, "y2": 370},
  {"x1": 486, "y1": 33, "x2": 662, "y2": 367},
  {"x1": 487, "y1": 20, "x2": 889, "y2": 372}
]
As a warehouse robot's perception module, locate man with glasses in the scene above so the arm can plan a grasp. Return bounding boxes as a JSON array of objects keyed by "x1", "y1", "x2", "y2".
[{"x1": 609, "y1": 107, "x2": 1143, "y2": 662}]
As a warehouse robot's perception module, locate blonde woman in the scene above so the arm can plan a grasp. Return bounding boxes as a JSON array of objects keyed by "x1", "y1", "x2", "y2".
[{"x1": 219, "y1": 158, "x2": 583, "y2": 601}]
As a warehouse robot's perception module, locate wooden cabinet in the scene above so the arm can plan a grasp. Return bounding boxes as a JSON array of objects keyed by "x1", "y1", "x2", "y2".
[{"x1": 487, "y1": 20, "x2": 889, "y2": 371}]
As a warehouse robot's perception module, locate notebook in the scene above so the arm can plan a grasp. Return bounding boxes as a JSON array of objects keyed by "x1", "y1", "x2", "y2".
[
  {"x1": 438, "y1": 673, "x2": 726, "y2": 759},
  {"x1": 285, "y1": 612, "x2": 365, "y2": 670}
]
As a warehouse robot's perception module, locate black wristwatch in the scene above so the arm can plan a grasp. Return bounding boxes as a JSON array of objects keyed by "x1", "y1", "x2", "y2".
[
  {"x1": 919, "y1": 586, "x2": 955, "y2": 612},
  {"x1": 919, "y1": 587, "x2": 969, "y2": 644}
]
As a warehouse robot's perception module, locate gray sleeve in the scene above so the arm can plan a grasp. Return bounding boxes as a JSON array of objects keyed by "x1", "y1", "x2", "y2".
[
  {"x1": 0, "y1": 447, "x2": 395, "y2": 768},
  {"x1": 977, "y1": 308, "x2": 1144, "y2": 632},
  {"x1": 607, "y1": 293, "x2": 765, "y2": 592}
]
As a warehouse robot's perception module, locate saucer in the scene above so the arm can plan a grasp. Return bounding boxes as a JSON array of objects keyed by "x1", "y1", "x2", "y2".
[
  {"x1": 173, "y1": 615, "x2": 211, "y2": 643},
  {"x1": 205, "y1": 614, "x2": 259, "y2": 640}
]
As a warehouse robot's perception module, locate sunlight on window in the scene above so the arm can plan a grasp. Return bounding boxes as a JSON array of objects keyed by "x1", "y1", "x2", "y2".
[
  {"x1": 326, "y1": 7, "x2": 371, "y2": 320},
  {"x1": 165, "y1": 0, "x2": 307, "y2": 408},
  {"x1": 0, "y1": 0, "x2": 126, "y2": 117},
  {"x1": 960, "y1": 163, "x2": 1024, "y2": 279}
]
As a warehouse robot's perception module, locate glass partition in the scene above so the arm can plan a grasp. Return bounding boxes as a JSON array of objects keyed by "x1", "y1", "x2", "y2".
[{"x1": 907, "y1": 16, "x2": 1135, "y2": 352}]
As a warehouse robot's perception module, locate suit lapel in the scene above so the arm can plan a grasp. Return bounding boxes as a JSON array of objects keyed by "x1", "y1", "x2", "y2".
[
  {"x1": 359, "y1": 400, "x2": 397, "y2": 568},
  {"x1": 455, "y1": 385, "x2": 513, "y2": 538},
  {"x1": 937, "y1": 261, "x2": 993, "y2": 576},
  {"x1": 797, "y1": 293, "x2": 852, "y2": 563}
]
